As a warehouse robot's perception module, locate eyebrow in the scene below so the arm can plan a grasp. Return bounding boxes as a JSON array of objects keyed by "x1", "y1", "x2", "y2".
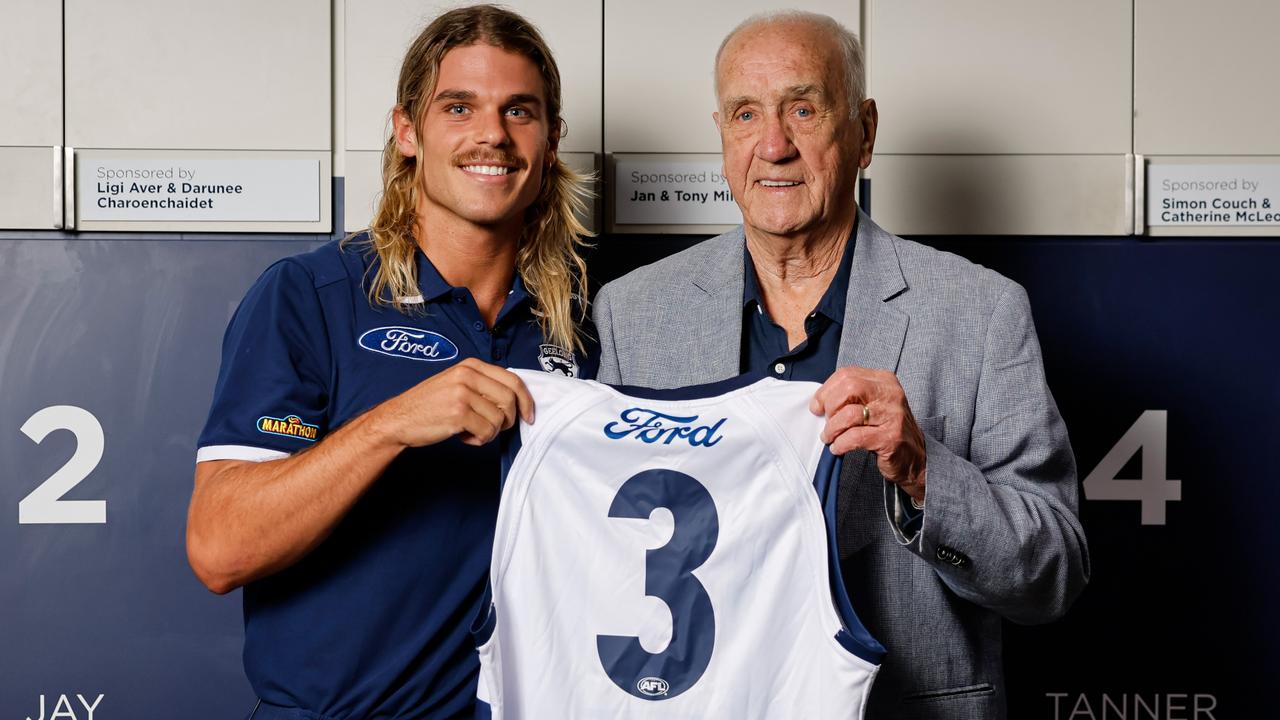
[
  {"x1": 722, "y1": 85, "x2": 825, "y2": 112},
  {"x1": 433, "y1": 88, "x2": 475, "y2": 104},
  {"x1": 432, "y1": 89, "x2": 544, "y2": 108},
  {"x1": 787, "y1": 84, "x2": 822, "y2": 99},
  {"x1": 506, "y1": 93, "x2": 544, "y2": 108}
]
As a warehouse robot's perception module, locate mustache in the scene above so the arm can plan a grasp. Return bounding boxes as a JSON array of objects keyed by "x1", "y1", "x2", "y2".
[{"x1": 452, "y1": 150, "x2": 527, "y2": 169}]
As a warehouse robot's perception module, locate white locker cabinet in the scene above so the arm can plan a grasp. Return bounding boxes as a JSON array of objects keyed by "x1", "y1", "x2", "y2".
[
  {"x1": 604, "y1": 0, "x2": 860, "y2": 154},
  {"x1": 64, "y1": 0, "x2": 330, "y2": 151},
  {"x1": 1, "y1": 0, "x2": 61, "y2": 147},
  {"x1": 870, "y1": 0, "x2": 1131, "y2": 155},
  {"x1": 866, "y1": 0, "x2": 1132, "y2": 235},
  {"x1": 344, "y1": 0, "x2": 602, "y2": 232},
  {"x1": 1136, "y1": 0, "x2": 1280, "y2": 155},
  {"x1": 0, "y1": 0, "x2": 63, "y2": 228}
]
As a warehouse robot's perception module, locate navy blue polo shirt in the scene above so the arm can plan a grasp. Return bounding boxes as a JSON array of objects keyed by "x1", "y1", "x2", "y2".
[{"x1": 197, "y1": 234, "x2": 596, "y2": 720}]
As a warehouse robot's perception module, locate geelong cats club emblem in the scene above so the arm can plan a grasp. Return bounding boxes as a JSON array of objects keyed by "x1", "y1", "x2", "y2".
[{"x1": 538, "y1": 344, "x2": 579, "y2": 377}]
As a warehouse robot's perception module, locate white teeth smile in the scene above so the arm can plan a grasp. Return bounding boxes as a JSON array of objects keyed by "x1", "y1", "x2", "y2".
[
  {"x1": 760, "y1": 180, "x2": 800, "y2": 187},
  {"x1": 462, "y1": 165, "x2": 513, "y2": 175}
]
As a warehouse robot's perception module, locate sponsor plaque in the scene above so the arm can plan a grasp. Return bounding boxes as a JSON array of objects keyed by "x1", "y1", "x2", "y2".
[
  {"x1": 74, "y1": 150, "x2": 329, "y2": 231},
  {"x1": 1147, "y1": 163, "x2": 1280, "y2": 226},
  {"x1": 613, "y1": 155, "x2": 742, "y2": 226}
]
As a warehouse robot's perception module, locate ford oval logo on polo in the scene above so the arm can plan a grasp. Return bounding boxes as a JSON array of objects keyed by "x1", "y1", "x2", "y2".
[{"x1": 358, "y1": 326, "x2": 459, "y2": 362}]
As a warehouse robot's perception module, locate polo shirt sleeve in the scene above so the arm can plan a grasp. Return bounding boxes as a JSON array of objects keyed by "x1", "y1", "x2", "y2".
[{"x1": 196, "y1": 258, "x2": 333, "y2": 463}]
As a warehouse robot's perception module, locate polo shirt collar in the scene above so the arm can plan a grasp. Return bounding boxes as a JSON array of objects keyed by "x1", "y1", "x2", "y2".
[
  {"x1": 411, "y1": 247, "x2": 531, "y2": 315},
  {"x1": 409, "y1": 248, "x2": 524, "y2": 301},
  {"x1": 413, "y1": 249, "x2": 455, "y2": 303}
]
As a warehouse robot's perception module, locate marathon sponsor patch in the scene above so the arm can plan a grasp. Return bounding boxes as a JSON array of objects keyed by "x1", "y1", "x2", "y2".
[
  {"x1": 538, "y1": 344, "x2": 579, "y2": 377},
  {"x1": 257, "y1": 414, "x2": 319, "y2": 442}
]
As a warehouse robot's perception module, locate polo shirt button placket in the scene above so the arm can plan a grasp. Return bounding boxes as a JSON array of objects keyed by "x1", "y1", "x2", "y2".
[{"x1": 492, "y1": 334, "x2": 505, "y2": 363}]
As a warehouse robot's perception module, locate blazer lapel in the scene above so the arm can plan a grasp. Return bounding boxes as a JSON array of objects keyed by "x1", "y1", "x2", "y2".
[
  {"x1": 837, "y1": 211, "x2": 909, "y2": 372},
  {"x1": 836, "y1": 212, "x2": 911, "y2": 557},
  {"x1": 683, "y1": 228, "x2": 746, "y2": 385}
]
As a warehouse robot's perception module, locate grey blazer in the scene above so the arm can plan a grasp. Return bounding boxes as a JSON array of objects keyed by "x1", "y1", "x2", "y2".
[{"x1": 592, "y1": 213, "x2": 1089, "y2": 719}]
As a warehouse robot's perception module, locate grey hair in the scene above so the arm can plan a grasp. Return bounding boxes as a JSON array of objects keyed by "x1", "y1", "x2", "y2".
[{"x1": 714, "y1": 10, "x2": 865, "y2": 118}]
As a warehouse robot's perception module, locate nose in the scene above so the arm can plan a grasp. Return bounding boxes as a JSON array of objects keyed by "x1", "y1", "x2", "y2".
[
  {"x1": 756, "y1": 112, "x2": 796, "y2": 163},
  {"x1": 475, "y1": 108, "x2": 511, "y2": 147}
]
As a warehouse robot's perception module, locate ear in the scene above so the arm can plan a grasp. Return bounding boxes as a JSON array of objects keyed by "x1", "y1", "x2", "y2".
[
  {"x1": 546, "y1": 118, "x2": 562, "y2": 168},
  {"x1": 712, "y1": 110, "x2": 721, "y2": 130},
  {"x1": 392, "y1": 106, "x2": 418, "y2": 158},
  {"x1": 857, "y1": 98, "x2": 878, "y2": 170}
]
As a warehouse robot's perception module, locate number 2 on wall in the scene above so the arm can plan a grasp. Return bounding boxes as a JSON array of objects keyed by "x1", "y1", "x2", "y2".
[{"x1": 19, "y1": 405, "x2": 106, "y2": 524}]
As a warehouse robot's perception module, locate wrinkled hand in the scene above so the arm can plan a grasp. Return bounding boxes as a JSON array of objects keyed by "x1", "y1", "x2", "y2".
[
  {"x1": 378, "y1": 358, "x2": 534, "y2": 448},
  {"x1": 810, "y1": 366, "x2": 927, "y2": 502}
]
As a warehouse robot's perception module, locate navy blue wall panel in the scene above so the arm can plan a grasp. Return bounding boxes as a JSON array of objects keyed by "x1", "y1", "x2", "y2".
[
  {"x1": 1, "y1": 236, "x2": 323, "y2": 719},
  {"x1": 946, "y1": 237, "x2": 1279, "y2": 717}
]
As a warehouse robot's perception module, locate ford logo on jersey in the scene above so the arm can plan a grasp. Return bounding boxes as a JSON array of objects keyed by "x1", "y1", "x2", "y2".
[
  {"x1": 637, "y1": 677, "x2": 669, "y2": 697},
  {"x1": 358, "y1": 326, "x2": 459, "y2": 362},
  {"x1": 603, "y1": 408, "x2": 726, "y2": 447}
]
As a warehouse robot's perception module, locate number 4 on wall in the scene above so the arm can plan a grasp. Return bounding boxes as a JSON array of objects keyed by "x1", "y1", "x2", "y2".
[
  {"x1": 19, "y1": 405, "x2": 107, "y2": 525},
  {"x1": 1083, "y1": 410, "x2": 1181, "y2": 525}
]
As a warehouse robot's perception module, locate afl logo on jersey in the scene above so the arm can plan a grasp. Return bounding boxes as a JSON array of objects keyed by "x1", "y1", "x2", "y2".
[
  {"x1": 358, "y1": 326, "x2": 459, "y2": 362},
  {"x1": 636, "y1": 677, "x2": 669, "y2": 697},
  {"x1": 538, "y1": 344, "x2": 579, "y2": 377}
]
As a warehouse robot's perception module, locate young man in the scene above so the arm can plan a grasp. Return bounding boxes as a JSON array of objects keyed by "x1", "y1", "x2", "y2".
[{"x1": 186, "y1": 6, "x2": 595, "y2": 718}]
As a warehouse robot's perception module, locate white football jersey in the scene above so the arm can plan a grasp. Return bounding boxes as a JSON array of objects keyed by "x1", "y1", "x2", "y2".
[{"x1": 475, "y1": 371, "x2": 883, "y2": 719}]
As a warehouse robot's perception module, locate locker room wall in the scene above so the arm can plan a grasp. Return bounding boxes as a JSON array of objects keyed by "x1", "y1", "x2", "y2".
[{"x1": 2, "y1": 1, "x2": 1277, "y2": 717}]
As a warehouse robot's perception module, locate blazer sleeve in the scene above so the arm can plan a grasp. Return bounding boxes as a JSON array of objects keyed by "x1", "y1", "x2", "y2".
[
  {"x1": 898, "y1": 280, "x2": 1090, "y2": 625},
  {"x1": 591, "y1": 283, "x2": 623, "y2": 385}
]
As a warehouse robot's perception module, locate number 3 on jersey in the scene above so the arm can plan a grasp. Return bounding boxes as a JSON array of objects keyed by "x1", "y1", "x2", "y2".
[{"x1": 597, "y1": 469, "x2": 719, "y2": 701}]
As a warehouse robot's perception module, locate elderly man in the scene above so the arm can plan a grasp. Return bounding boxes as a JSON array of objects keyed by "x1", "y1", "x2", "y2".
[
  {"x1": 592, "y1": 11, "x2": 1088, "y2": 719},
  {"x1": 187, "y1": 6, "x2": 594, "y2": 718}
]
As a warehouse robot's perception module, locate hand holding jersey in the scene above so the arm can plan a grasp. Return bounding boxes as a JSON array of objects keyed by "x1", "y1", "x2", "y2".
[
  {"x1": 187, "y1": 357, "x2": 527, "y2": 591},
  {"x1": 378, "y1": 358, "x2": 534, "y2": 448},
  {"x1": 811, "y1": 366, "x2": 928, "y2": 504}
]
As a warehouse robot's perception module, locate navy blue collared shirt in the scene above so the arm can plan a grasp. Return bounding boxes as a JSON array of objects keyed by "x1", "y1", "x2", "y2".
[
  {"x1": 197, "y1": 234, "x2": 596, "y2": 720},
  {"x1": 741, "y1": 228, "x2": 856, "y2": 382}
]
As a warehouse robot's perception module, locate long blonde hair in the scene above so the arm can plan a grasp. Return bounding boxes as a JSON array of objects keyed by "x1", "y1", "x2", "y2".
[{"x1": 351, "y1": 4, "x2": 593, "y2": 353}]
